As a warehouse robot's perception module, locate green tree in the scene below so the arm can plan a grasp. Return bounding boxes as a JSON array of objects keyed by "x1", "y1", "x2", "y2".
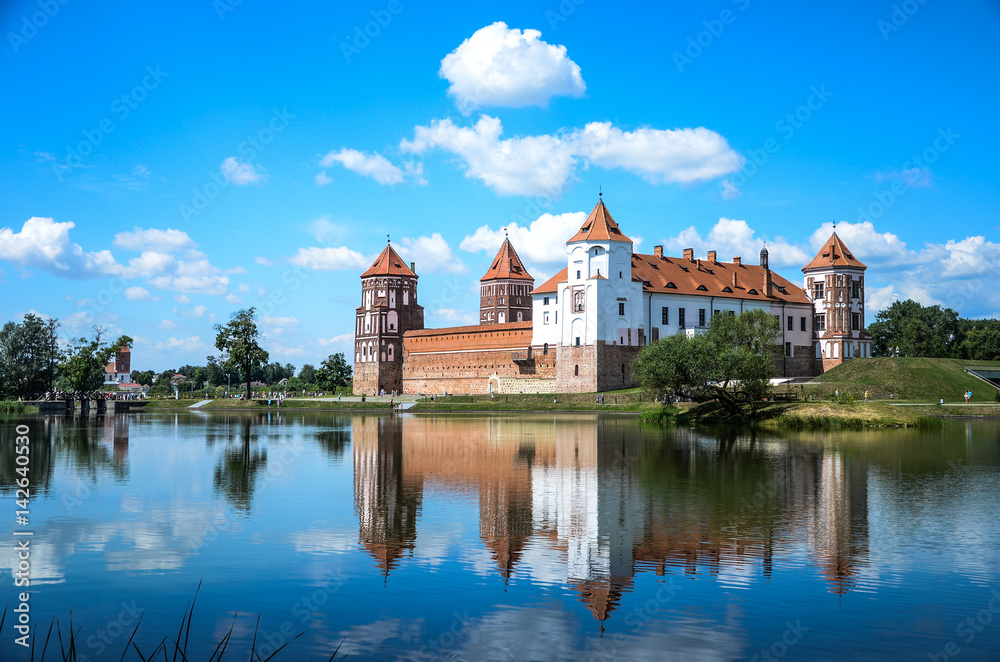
[
  {"x1": 130, "y1": 370, "x2": 155, "y2": 386},
  {"x1": 59, "y1": 328, "x2": 133, "y2": 392},
  {"x1": 958, "y1": 323, "x2": 1000, "y2": 361},
  {"x1": 314, "y1": 353, "x2": 352, "y2": 390},
  {"x1": 214, "y1": 308, "x2": 269, "y2": 400},
  {"x1": 0, "y1": 313, "x2": 61, "y2": 399},
  {"x1": 632, "y1": 309, "x2": 780, "y2": 418},
  {"x1": 868, "y1": 299, "x2": 960, "y2": 357},
  {"x1": 298, "y1": 363, "x2": 316, "y2": 384}
]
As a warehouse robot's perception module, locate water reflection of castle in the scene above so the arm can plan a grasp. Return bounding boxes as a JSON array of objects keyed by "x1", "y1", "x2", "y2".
[{"x1": 351, "y1": 416, "x2": 870, "y2": 621}]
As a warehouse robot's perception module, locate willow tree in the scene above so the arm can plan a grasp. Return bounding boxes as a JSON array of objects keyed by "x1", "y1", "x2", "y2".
[{"x1": 214, "y1": 307, "x2": 269, "y2": 400}]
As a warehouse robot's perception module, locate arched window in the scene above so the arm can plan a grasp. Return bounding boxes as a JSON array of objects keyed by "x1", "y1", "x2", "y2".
[
  {"x1": 388, "y1": 344, "x2": 394, "y2": 360},
  {"x1": 574, "y1": 365, "x2": 579, "y2": 376}
]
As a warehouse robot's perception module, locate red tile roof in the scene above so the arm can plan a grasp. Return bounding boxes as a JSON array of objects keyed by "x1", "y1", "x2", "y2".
[
  {"x1": 361, "y1": 244, "x2": 417, "y2": 278},
  {"x1": 531, "y1": 267, "x2": 568, "y2": 295},
  {"x1": 481, "y1": 238, "x2": 533, "y2": 281},
  {"x1": 803, "y1": 233, "x2": 866, "y2": 271},
  {"x1": 566, "y1": 199, "x2": 632, "y2": 244},
  {"x1": 529, "y1": 257, "x2": 810, "y2": 304}
]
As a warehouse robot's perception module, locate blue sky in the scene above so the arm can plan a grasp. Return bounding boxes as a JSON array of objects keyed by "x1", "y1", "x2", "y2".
[{"x1": 2, "y1": 0, "x2": 999, "y2": 372}]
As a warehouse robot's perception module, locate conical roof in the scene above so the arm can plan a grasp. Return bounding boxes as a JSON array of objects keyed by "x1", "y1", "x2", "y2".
[
  {"x1": 567, "y1": 199, "x2": 632, "y2": 244},
  {"x1": 361, "y1": 243, "x2": 417, "y2": 278},
  {"x1": 802, "y1": 233, "x2": 866, "y2": 271},
  {"x1": 481, "y1": 238, "x2": 533, "y2": 281}
]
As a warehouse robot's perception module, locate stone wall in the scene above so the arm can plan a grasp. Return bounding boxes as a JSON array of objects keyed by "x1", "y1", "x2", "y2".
[
  {"x1": 402, "y1": 322, "x2": 553, "y2": 394},
  {"x1": 596, "y1": 342, "x2": 641, "y2": 392},
  {"x1": 556, "y1": 344, "x2": 597, "y2": 392}
]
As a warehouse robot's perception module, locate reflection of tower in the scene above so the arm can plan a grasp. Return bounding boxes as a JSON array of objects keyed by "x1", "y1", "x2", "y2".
[
  {"x1": 478, "y1": 438, "x2": 535, "y2": 581},
  {"x1": 811, "y1": 450, "x2": 869, "y2": 594},
  {"x1": 531, "y1": 417, "x2": 639, "y2": 623},
  {"x1": 353, "y1": 416, "x2": 422, "y2": 576},
  {"x1": 112, "y1": 414, "x2": 129, "y2": 470}
]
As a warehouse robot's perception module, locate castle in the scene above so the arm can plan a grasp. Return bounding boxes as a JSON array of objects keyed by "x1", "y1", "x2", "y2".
[{"x1": 353, "y1": 199, "x2": 872, "y2": 395}]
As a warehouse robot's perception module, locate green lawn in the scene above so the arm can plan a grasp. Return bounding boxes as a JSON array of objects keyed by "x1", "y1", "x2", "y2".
[{"x1": 806, "y1": 357, "x2": 1000, "y2": 402}]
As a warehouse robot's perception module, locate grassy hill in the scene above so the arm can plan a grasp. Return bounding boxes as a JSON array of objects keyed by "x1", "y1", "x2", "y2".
[{"x1": 808, "y1": 357, "x2": 1000, "y2": 402}]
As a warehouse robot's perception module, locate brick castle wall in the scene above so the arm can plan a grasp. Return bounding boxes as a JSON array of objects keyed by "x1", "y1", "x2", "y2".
[{"x1": 596, "y1": 343, "x2": 642, "y2": 392}]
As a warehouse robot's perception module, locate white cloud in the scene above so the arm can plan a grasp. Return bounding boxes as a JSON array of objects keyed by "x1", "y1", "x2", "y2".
[
  {"x1": 154, "y1": 336, "x2": 205, "y2": 352},
  {"x1": 288, "y1": 246, "x2": 370, "y2": 271},
  {"x1": 124, "y1": 286, "x2": 152, "y2": 301},
  {"x1": 225, "y1": 293, "x2": 242, "y2": 304},
  {"x1": 114, "y1": 227, "x2": 195, "y2": 252},
  {"x1": 319, "y1": 149, "x2": 405, "y2": 185},
  {"x1": 315, "y1": 170, "x2": 333, "y2": 186},
  {"x1": 663, "y1": 217, "x2": 812, "y2": 269},
  {"x1": 158, "y1": 319, "x2": 178, "y2": 330},
  {"x1": 254, "y1": 256, "x2": 273, "y2": 267},
  {"x1": 432, "y1": 308, "x2": 478, "y2": 325},
  {"x1": 807, "y1": 221, "x2": 914, "y2": 268},
  {"x1": 720, "y1": 178, "x2": 742, "y2": 200},
  {"x1": 261, "y1": 316, "x2": 300, "y2": 336},
  {"x1": 126, "y1": 251, "x2": 175, "y2": 276},
  {"x1": 873, "y1": 167, "x2": 932, "y2": 188},
  {"x1": 0, "y1": 217, "x2": 124, "y2": 277},
  {"x1": 221, "y1": 157, "x2": 265, "y2": 185},
  {"x1": 318, "y1": 334, "x2": 354, "y2": 348},
  {"x1": 461, "y1": 211, "x2": 586, "y2": 265},
  {"x1": 238, "y1": 283, "x2": 250, "y2": 293},
  {"x1": 395, "y1": 233, "x2": 467, "y2": 274},
  {"x1": 174, "y1": 294, "x2": 191, "y2": 304},
  {"x1": 400, "y1": 116, "x2": 742, "y2": 197},
  {"x1": 440, "y1": 22, "x2": 585, "y2": 112}
]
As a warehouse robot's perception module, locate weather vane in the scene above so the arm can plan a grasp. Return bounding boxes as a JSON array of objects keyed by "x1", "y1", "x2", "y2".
[{"x1": 387, "y1": 234, "x2": 391, "y2": 244}]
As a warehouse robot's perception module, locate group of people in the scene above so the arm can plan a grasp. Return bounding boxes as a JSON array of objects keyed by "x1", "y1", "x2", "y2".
[
  {"x1": 964, "y1": 390, "x2": 973, "y2": 403},
  {"x1": 40, "y1": 390, "x2": 144, "y2": 402}
]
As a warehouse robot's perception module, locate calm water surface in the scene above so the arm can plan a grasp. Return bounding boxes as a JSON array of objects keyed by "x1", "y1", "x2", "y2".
[{"x1": 1, "y1": 411, "x2": 999, "y2": 661}]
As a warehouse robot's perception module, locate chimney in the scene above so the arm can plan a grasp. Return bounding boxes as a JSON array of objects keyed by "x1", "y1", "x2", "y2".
[
  {"x1": 410, "y1": 261, "x2": 416, "y2": 274},
  {"x1": 764, "y1": 270, "x2": 773, "y2": 297},
  {"x1": 707, "y1": 250, "x2": 717, "y2": 263},
  {"x1": 733, "y1": 256, "x2": 741, "y2": 267},
  {"x1": 683, "y1": 248, "x2": 694, "y2": 261},
  {"x1": 654, "y1": 245, "x2": 663, "y2": 257},
  {"x1": 732, "y1": 272, "x2": 739, "y2": 287}
]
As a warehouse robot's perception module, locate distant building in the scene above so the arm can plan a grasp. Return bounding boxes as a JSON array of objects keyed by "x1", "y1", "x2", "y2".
[
  {"x1": 103, "y1": 346, "x2": 131, "y2": 386},
  {"x1": 353, "y1": 199, "x2": 869, "y2": 394}
]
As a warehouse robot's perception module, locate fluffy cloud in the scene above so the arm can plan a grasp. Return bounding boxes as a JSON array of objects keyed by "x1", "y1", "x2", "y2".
[
  {"x1": 288, "y1": 246, "x2": 370, "y2": 271},
  {"x1": 319, "y1": 149, "x2": 405, "y2": 185},
  {"x1": 254, "y1": 256, "x2": 273, "y2": 267},
  {"x1": 261, "y1": 315, "x2": 300, "y2": 336},
  {"x1": 461, "y1": 211, "x2": 585, "y2": 265},
  {"x1": 663, "y1": 217, "x2": 812, "y2": 269},
  {"x1": 395, "y1": 233, "x2": 467, "y2": 274},
  {"x1": 154, "y1": 336, "x2": 206, "y2": 352},
  {"x1": 440, "y1": 22, "x2": 585, "y2": 111},
  {"x1": 114, "y1": 227, "x2": 195, "y2": 251},
  {"x1": 220, "y1": 157, "x2": 265, "y2": 185},
  {"x1": 124, "y1": 286, "x2": 153, "y2": 301},
  {"x1": 873, "y1": 167, "x2": 932, "y2": 188},
  {"x1": 399, "y1": 116, "x2": 742, "y2": 197},
  {"x1": 0, "y1": 217, "x2": 124, "y2": 277}
]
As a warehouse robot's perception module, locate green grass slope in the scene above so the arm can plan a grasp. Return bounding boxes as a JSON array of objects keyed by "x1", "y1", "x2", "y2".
[{"x1": 810, "y1": 357, "x2": 1000, "y2": 402}]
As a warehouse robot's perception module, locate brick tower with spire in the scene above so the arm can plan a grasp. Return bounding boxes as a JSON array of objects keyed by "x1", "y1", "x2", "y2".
[
  {"x1": 803, "y1": 230, "x2": 872, "y2": 370},
  {"x1": 354, "y1": 241, "x2": 424, "y2": 395},
  {"x1": 480, "y1": 233, "x2": 534, "y2": 325}
]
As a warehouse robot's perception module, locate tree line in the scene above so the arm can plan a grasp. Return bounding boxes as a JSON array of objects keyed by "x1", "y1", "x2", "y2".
[
  {"x1": 868, "y1": 299, "x2": 1000, "y2": 360},
  {"x1": 0, "y1": 308, "x2": 352, "y2": 400}
]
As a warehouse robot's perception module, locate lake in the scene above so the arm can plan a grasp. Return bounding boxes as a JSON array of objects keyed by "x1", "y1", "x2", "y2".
[{"x1": 2, "y1": 411, "x2": 999, "y2": 661}]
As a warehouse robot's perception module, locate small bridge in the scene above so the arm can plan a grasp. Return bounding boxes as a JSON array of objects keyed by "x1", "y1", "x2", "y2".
[{"x1": 22, "y1": 400, "x2": 149, "y2": 414}]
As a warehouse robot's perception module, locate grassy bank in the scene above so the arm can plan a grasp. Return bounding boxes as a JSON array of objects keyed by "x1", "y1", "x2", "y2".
[
  {"x1": 807, "y1": 357, "x2": 1000, "y2": 402},
  {"x1": 672, "y1": 400, "x2": 946, "y2": 429},
  {"x1": 411, "y1": 389, "x2": 660, "y2": 413}
]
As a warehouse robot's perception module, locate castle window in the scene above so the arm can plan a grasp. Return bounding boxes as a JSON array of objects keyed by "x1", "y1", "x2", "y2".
[
  {"x1": 574, "y1": 365, "x2": 579, "y2": 376},
  {"x1": 575, "y1": 337, "x2": 580, "y2": 347},
  {"x1": 785, "y1": 342, "x2": 792, "y2": 357},
  {"x1": 544, "y1": 313, "x2": 550, "y2": 324},
  {"x1": 576, "y1": 270, "x2": 581, "y2": 279},
  {"x1": 574, "y1": 290, "x2": 585, "y2": 312},
  {"x1": 543, "y1": 296, "x2": 549, "y2": 305},
  {"x1": 787, "y1": 316, "x2": 794, "y2": 331},
  {"x1": 543, "y1": 343, "x2": 548, "y2": 355},
  {"x1": 815, "y1": 314, "x2": 826, "y2": 331},
  {"x1": 852, "y1": 313, "x2": 861, "y2": 331},
  {"x1": 619, "y1": 271, "x2": 622, "y2": 278},
  {"x1": 678, "y1": 308, "x2": 686, "y2": 328},
  {"x1": 800, "y1": 317, "x2": 807, "y2": 332},
  {"x1": 618, "y1": 302, "x2": 625, "y2": 316},
  {"x1": 388, "y1": 344, "x2": 394, "y2": 360},
  {"x1": 661, "y1": 307, "x2": 669, "y2": 325},
  {"x1": 698, "y1": 309, "x2": 706, "y2": 327},
  {"x1": 813, "y1": 283, "x2": 824, "y2": 299},
  {"x1": 852, "y1": 282, "x2": 861, "y2": 299}
]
